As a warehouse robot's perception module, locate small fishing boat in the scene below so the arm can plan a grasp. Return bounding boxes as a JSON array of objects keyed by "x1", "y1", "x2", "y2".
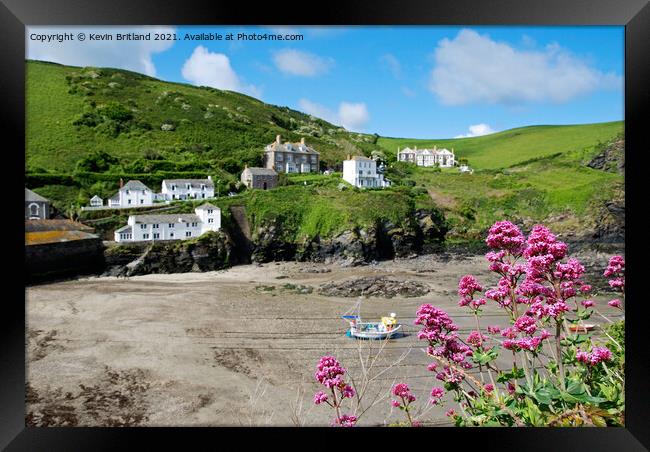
[{"x1": 342, "y1": 313, "x2": 402, "y2": 340}]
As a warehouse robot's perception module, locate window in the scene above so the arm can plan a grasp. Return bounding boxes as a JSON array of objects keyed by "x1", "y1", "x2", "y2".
[
  {"x1": 208, "y1": 218, "x2": 213, "y2": 224},
  {"x1": 207, "y1": 209, "x2": 213, "y2": 214},
  {"x1": 140, "y1": 224, "x2": 146, "y2": 230},
  {"x1": 191, "y1": 222, "x2": 198, "y2": 227},
  {"x1": 153, "y1": 224, "x2": 159, "y2": 229},
  {"x1": 29, "y1": 204, "x2": 39, "y2": 216},
  {"x1": 126, "y1": 189, "x2": 130, "y2": 194},
  {"x1": 143, "y1": 233, "x2": 149, "y2": 239},
  {"x1": 128, "y1": 199, "x2": 132, "y2": 205},
  {"x1": 186, "y1": 223, "x2": 190, "y2": 227},
  {"x1": 153, "y1": 233, "x2": 160, "y2": 239},
  {"x1": 168, "y1": 223, "x2": 174, "y2": 228},
  {"x1": 185, "y1": 231, "x2": 192, "y2": 237},
  {"x1": 186, "y1": 184, "x2": 191, "y2": 189},
  {"x1": 170, "y1": 232, "x2": 174, "y2": 238},
  {"x1": 172, "y1": 185, "x2": 176, "y2": 191},
  {"x1": 140, "y1": 199, "x2": 144, "y2": 204},
  {"x1": 201, "y1": 185, "x2": 205, "y2": 190},
  {"x1": 202, "y1": 194, "x2": 205, "y2": 198}
]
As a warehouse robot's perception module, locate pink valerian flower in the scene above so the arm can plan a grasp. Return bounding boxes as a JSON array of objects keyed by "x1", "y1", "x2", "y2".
[
  {"x1": 487, "y1": 325, "x2": 502, "y2": 335},
  {"x1": 445, "y1": 408, "x2": 456, "y2": 417},
  {"x1": 486, "y1": 221, "x2": 526, "y2": 255},
  {"x1": 604, "y1": 255, "x2": 625, "y2": 277},
  {"x1": 528, "y1": 298, "x2": 570, "y2": 320},
  {"x1": 514, "y1": 315, "x2": 538, "y2": 335},
  {"x1": 313, "y1": 391, "x2": 328, "y2": 405},
  {"x1": 484, "y1": 383, "x2": 494, "y2": 393},
  {"x1": 467, "y1": 330, "x2": 487, "y2": 348},
  {"x1": 580, "y1": 284, "x2": 592, "y2": 293},
  {"x1": 392, "y1": 383, "x2": 412, "y2": 399},
  {"x1": 507, "y1": 383, "x2": 516, "y2": 395},
  {"x1": 430, "y1": 387, "x2": 445, "y2": 404},
  {"x1": 411, "y1": 421, "x2": 423, "y2": 427},
  {"x1": 608, "y1": 299, "x2": 622, "y2": 309},
  {"x1": 333, "y1": 414, "x2": 357, "y2": 427},
  {"x1": 427, "y1": 362, "x2": 438, "y2": 372},
  {"x1": 458, "y1": 275, "x2": 483, "y2": 308},
  {"x1": 554, "y1": 259, "x2": 585, "y2": 282},
  {"x1": 576, "y1": 346, "x2": 613, "y2": 366},
  {"x1": 523, "y1": 225, "x2": 568, "y2": 262},
  {"x1": 609, "y1": 277, "x2": 625, "y2": 290},
  {"x1": 390, "y1": 399, "x2": 401, "y2": 408},
  {"x1": 435, "y1": 366, "x2": 465, "y2": 385},
  {"x1": 581, "y1": 300, "x2": 594, "y2": 308},
  {"x1": 341, "y1": 385, "x2": 356, "y2": 399},
  {"x1": 315, "y1": 356, "x2": 346, "y2": 388},
  {"x1": 485, "y1": 277, "x2": 514, "y2": 308},
  {"x1": 415, "y1": 304, "x2": 473, "y2": 367}
]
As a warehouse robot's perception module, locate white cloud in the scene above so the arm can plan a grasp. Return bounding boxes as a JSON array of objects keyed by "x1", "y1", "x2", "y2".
[
  {"x1": 338, "y1": 102, "x2": 370, "y2": 131},
  {"x1": 272, "y1": 49, "x2": 333, "y2": 77},
  {"x1": 27, "y1": 26, "x2": 176, "y2": 77},
  {"x1": 380, "y1": 53, "x2": 402, "y2": 79},
  {"x1": 181, "y1": 46, "x2": 261, "y2": 98},
  {"x1": 298, "y1": 98, "x2": 370, "y2": 131},
  {"x1": 429, "y1": 29, "x2": 622, "y2": 106},
  {"x1": 454, "y1": 123, "x2": 497, "y2": 138}
]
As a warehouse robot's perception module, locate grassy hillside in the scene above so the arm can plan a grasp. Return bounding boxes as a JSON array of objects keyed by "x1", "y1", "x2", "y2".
[
  {"x1": 378, "y1": 122, "x2": 623, "y2": 169},
  {"x1": 26, "y1": 60, "x2": 382, "y2": 174}
]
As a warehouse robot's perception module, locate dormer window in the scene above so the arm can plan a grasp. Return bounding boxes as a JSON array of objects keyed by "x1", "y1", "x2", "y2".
[
  {"x1": 172, "y1": 185, "x2": 176, "y2": 191},
  {"x1": 201, "y1": 184, "x2": 206, "y2": 190},
  {"x1": 186, "y1": 184, "x2": 191, "y2": 189},
  {"x1": 125, "y1": 189, "x2": 130, "y2": 194}
]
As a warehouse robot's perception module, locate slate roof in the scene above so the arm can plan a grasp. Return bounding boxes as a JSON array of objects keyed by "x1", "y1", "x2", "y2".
[
  {"x1": 115, "y1": 225, "x2": 132, "y2": 234},
  {"x1": 121, "y1": 180, "x2": 151, "y2": 191},
  {"x1": 349, "y1": 155, "x2": 373, "y2": 161},
  {"x1": 267, "y1": 142, "x2": 319, "y2": 155},
  {"x1": 25, "y1": 188, "x2": 49, "y2": 203},
  {"x1": 243, "y1": 167, "x2": 278, "y2": 176},
  {"x1": 195, "y1": 203, "x2": 220, "y2": 211},
  {"x1": 25, "y1": 219, "x2": 94, "y2": 233},
  {"x1": 163, "y1": 179, "x2": 214, "y2": 188},
  {"x1": 130, "y1": 213, "x2": 201, "y2": 224}
]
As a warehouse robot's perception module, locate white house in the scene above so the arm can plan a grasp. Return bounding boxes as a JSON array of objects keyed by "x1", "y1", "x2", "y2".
[
  {"x1": 397, "y1": 146, "x2": 456, "y2": 168},
  {"x1": 114, "y1": 203, "x2": 221, "y2": 242},
  {"x1": 459, "y1": 164, "x2": 474, "y2": 174},
  {"x1": 342, "y1": 156, "x2": 391, "y2": 189},
  {"x1": 161, "y1": 177, "x2": 215, "y2": 201},
  {"x1": 107, "y1": 180, "x2": 155, "y2": 208},
  {"x1": 89, "y1": 195, "x2": 103, "y2": 207}
]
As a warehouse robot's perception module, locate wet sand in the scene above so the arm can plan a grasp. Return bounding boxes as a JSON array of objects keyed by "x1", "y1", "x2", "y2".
[{"x1": 25, "y1": 254, "x2": 623, "y2": 426}]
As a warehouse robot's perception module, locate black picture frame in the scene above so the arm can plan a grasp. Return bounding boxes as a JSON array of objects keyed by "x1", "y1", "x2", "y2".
[{"x1": 2, "y1": 0, "x2": 648, "y2": 449}]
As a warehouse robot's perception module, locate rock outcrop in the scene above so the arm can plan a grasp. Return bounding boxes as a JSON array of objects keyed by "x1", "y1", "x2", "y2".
[{"x1": 319, "y1": 276, "x2": 430, "y2": 298}]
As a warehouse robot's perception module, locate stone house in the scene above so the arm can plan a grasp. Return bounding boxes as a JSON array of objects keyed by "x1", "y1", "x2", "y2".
[
  {"x1": 25, "y1": 188, "x2": 50, "y2": 220},
  {"x1": 241, "y1": 166, "x2": 278, "y2": 190},
  {"x1": 263, "y1": 135, "x2": 319, "y2": 173},
  {"x1": 114, "y1": 203, "x2": 221, "y2": 242}
]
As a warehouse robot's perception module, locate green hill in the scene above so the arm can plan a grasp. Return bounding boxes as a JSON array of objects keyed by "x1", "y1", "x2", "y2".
[
  {"x1": 26, "y1": 60, "x2": 382, "y2": 174},
  {"x1": 378, "y1": 121, "x2": 623, "y2": 170}
]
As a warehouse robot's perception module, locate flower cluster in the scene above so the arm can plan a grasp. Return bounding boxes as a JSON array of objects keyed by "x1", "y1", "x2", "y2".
[
  {"x1": 332, "y1": 414, "x2": 357, "y2": 427},
  {"x1": 458, "y1": 275, "x2": 484, "y2": 309},
  {"x1": 314, "y1": 356, "x2": 357, "y2": 426},
  {"x1": 486, "y1": 221, "x2": 526, "y2": 255},
  {"x1": 576, "y1": 346, "x2": 613, "y2": 366},
  {"x1": 415, "y1": 304, "x2": 472, "y2": 369},
  {"x1": 391, "y1": 383, "x2": 416, "y2": 406},
  {"x1": 429, "y1": 387, "x2": 445, "y2": 405},
  {"x1": 604, "y1": 255, "x2": 625, "y2": 292}
]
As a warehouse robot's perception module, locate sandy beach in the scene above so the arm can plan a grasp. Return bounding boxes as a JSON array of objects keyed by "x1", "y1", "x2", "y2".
[{"x1": 25, "y1": 253, "x2": 623, "y2": 426}]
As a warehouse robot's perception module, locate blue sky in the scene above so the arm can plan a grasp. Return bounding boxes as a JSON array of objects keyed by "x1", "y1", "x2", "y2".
[{"x1": 27, "y1": 25, "x2": 623, "y2": 138}]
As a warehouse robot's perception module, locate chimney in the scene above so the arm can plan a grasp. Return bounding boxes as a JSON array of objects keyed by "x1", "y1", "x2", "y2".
[
  {"x1": 276, "y1": 134, "x2": 281, "y2": 145},
  {"x1": 300, "y1": 137, "x2": 305, "y2": 145},
  {"x1": 244, "y1": 164, "x2": 248, "y2": 169},
  {"x1": 347, "y1": 154, "x2": 351, "y2": 160},
  {"x1": 207, "y1": 175, "x2": 212, "y2": 181},
  {"x1": 120, "y1": 178, "x2": 124, "y2": 188},
  {"x1": 414, "y1": 146, "x2": 417, "y2": 151}
]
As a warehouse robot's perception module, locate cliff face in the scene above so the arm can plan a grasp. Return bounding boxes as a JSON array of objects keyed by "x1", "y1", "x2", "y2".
[
  {"x1": 252, "y1": 208, "x2": 448, "y2": 266},
  {"x1": 104, "y1": 231, "x2": 235, "y2": 276},
  {"x1": 103, "y1": 208, "x2": 449, "y2": 275}
]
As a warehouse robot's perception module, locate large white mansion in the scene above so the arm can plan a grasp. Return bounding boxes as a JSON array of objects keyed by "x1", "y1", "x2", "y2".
[
  {"x1": 114, "y1": 203, "x2": 221, "y2": 242},
  {"x1": 342, "y1": 155, "x2": 391, "y2": 189},
  {"x1": 397, "y1": 146, "x2": 456, "y2": 168}
]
